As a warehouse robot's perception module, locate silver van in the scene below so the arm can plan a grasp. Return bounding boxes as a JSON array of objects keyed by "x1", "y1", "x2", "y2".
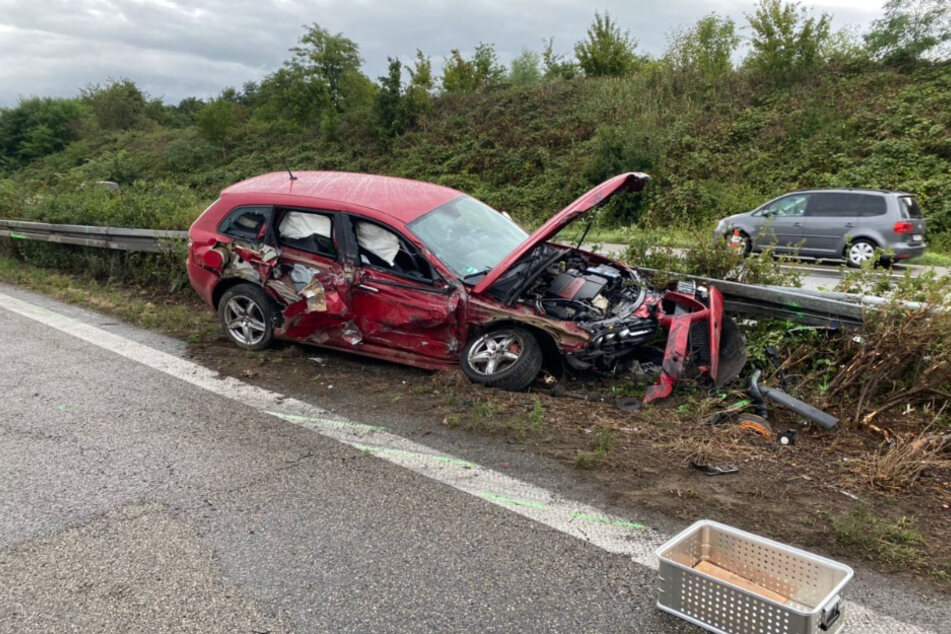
[{"x1": 714, "y1": 189, "x2": 927, "y2": 267}]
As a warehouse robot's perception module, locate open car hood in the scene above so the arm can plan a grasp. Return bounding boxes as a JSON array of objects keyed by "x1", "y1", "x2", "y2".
[{"x1": 472, "y1": 172, "x2": 651, "y2": 294}]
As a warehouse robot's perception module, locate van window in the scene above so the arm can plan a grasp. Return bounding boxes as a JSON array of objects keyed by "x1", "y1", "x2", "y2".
[
  {"x1": 762, "y1": 194, "x2": 809, "y2": 217},
  {"x1": 806, "y1": 193, "x2": 885, "y2": 218},
  {"x1": 899, "y1": 196, "x2": 922, "y2": 219},
  {"x1": 219, "y1": 206, "x2": 272, "y2": 241}
]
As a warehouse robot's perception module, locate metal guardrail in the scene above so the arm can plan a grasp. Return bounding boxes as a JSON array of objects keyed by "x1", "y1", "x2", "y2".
[
  {"x1": 1, "y1": 218, "x2": 878, "y2": 327},
  {"x1": 676, "y1": 274, "x2": 867, "y2": 328},
  {"x1": 0, "y1": 219, "x2": 186, "y2": 253}
]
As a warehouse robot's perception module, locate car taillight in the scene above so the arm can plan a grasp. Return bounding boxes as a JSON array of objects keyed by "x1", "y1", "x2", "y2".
[{"x1": 893, "y1": 222, "x2": 914, "y2": 234}]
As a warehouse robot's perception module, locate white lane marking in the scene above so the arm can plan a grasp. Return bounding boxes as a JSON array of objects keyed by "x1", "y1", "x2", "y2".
[{"x1": 0, "y1": 291, "x2": 938, "y2": 634}]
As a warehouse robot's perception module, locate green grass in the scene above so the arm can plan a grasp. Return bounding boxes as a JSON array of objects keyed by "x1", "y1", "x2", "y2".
[
  {"x1": 559, "y1": 225, "x2": 699, "y2": 248},
  {"x1": 915, "y1": 252, "x2": 951, "y2": 267},
  {"x1": 0, "y1": 251, "x2": 219, "y2": 341},
  {"x1": 830, "y1": 505, "x2": 932, "y2": 570},
  {"x1": 574, "y1": 428, "x2": 614, "y2": 469}
]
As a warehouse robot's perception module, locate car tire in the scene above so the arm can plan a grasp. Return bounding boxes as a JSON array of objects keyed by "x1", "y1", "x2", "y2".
[
  {"x1": 725, "y1": 231, "x2": 752, "y2": 256},
  {"x1": 845, "y1": 239, "x2": 878, "y2": 268},
  {"x1": 461, "y1": 326, "x2": 543, "y2": 391},
  {"x1": 218, "y1": 283, "x2": 280, "y2": 351}
]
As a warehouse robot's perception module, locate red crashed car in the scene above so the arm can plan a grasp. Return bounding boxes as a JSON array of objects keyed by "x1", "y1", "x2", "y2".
[{"x1": 187, "y1": 171, "x2": 745, "y2": 400}]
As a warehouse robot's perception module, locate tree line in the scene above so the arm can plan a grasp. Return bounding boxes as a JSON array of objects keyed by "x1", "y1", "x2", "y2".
[{"x1": 1, "y1": 0, "x2": 949, "y2": 173}]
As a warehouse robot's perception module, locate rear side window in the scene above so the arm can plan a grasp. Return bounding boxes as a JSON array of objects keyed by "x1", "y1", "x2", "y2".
[
  {"x1": 277, "y1": 209, "x2": 337, "y2": 259},
  {"x1": 806, "y1": 193, "x2": 886, "y2": 217},
  {"x1": 219, "y1": 206, "x2": 272, "y2": 241},
  {"x1": 899, "y1": 196, "x2": 922, "y2": 219}
]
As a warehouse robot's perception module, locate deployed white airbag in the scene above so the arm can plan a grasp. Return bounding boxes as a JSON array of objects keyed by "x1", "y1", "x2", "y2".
[
  {"x1": 279, "y1": 212, "x2": 332, "y2": 240},
  {"x1": 356, "y1": 222, "x2": 399, "y2": 266}
]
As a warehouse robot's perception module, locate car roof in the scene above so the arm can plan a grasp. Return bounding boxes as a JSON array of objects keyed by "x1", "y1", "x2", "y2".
[
  {"x1": 782, "y1": 188, "x2": 908, "y2": 196},
  {"x1": 220, "y1": 171, "x2": 464, "y2": 222}
]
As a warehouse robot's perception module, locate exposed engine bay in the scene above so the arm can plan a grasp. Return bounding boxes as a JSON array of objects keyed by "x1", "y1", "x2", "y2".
[
  {"x1": 484, "y1": 245, "x2": 746, "y2": 401},
  {"x1": 514, "y1": 250, "x2": 663, "y2": 372}
]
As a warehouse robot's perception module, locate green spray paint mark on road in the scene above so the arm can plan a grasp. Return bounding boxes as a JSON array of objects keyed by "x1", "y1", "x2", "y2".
[
  {"x1": 353, "y1": 444, "x2": 475, "y2": 468},
  {"x1": 266, "y1": 411, "x2": 386, "y2": 432},
  {"x1": 480, "y1": 491, "x2": 547, "y2": 509},
  {"x1": 571, "y1": 511, "x2": 644, "y2": 530},
  {"x1": 57, "y1": 404, "x2": 81, "y2": 412},
  {"x1": 10, "y1": 232, "x2": 27, "y2": 239}
]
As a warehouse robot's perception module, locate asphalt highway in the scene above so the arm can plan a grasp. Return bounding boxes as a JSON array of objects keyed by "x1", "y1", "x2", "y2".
[{"x1": 0, "y1": 282, "x2": 947, "y2": 633}]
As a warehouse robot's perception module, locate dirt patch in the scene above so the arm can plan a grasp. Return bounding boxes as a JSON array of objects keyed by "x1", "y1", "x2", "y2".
[{"x1": 188, "y1": 335, "x2": 951, "y2": 592}]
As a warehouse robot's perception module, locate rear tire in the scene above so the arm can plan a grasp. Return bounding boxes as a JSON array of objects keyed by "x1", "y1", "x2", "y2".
[
  {"x1": 845, "y1": 239, "x2": 877, "y2": 268},
  {"x1": 461, "y1": 326, "x2": 543, "y2": 391},
  {"x1": 218, "y1": 283, "x2": 280, "y2": 351}
]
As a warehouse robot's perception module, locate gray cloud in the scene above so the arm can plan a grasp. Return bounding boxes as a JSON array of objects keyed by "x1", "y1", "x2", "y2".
[{"x1": 0, "y1": 0, "x2": 881, "y2": 107}]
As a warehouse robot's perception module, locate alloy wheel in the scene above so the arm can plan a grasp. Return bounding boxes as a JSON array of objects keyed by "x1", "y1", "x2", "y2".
[
  {"x1": 467, "y1": 333, "x2": 523, "y2": 375},
  {"x1": 224, "y1": 296, "x2": 268, "y2": 346}
]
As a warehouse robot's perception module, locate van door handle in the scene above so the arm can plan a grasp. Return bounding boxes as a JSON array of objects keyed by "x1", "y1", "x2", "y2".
[
  {"x1": 792, "y1": 222, "x2": 802, "y2": 227},
  {"x1": 357, "y1": 283, "x2": 380, "y2": 293},
  {"x1": 844, "y1": 223, "x2": 854, "y2": 228}
]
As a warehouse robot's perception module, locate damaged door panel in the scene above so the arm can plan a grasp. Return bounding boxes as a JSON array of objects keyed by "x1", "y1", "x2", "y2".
[
  {"x1": 346, "y1": 214, "x2": 466, "y2": 361},
  {"x1": 270, "y1": 209, "x2": 357, "y2": 346}
]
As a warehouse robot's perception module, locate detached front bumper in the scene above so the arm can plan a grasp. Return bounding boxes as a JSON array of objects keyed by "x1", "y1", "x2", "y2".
[{"x1": 644, "y1": 284, "x2": 747, "y2": 403}]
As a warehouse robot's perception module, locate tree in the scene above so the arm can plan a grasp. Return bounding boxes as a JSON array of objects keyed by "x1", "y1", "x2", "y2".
[
  {"x1": 82, "y1": 78, "x2": 147, "y2": 130},
  {"x1": 441, "y1": 43, "x2": 506, "y2": 93},
  {"x1": 195, "y1": 98, "x2": 245, "y2": 147},
  {"x1": 665, "y1": 14, "x2": 740, "y2": 82},
  {"x1": 745, "y1": 0, "x2": 831, "y2": 85},
  {"x1": 510, "y1": 49, "x2": 542, "y2": 85},
  {"x1": 542, "y1": 38, "x2": 580, "y2": 80},
  {"x1": 864, "y1": 0, "x2": 951, "y2": 64},
  {"x1": 574, "y1": 12, "x2": 638, "y2": 77},
  {"x1": 255, "y1": 65, "x2": 328, "y2": 126},
  {"x1": 374, "y1": 58, "x2": 403, "y2": 137},
  {"x1": 404, "y1": 50, "x2": 435, "y2": 123},
  {"x1": 290, "y1": 24, "x2": 373, "y2": 113},
  {"x1": 0, "y1": 97, "x2": 85, "y2": 170}
]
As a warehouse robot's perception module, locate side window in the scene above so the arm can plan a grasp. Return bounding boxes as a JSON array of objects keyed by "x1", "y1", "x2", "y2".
[
  {"x1": 352, "y1": 219, "x2": 433, "y2": 281},
  {"x1": 276, "y1": 209, "x2": 337, "y2": 259},
  {"x1": 806, "y1": 193, "x2": 848, "y2": 217},
  {"x1": 806, "y1": 193, "x2": 886, "y2": 218},
  {"x1": 854, "y1": 194, "x2": 887, "y2": 217},
  {"x1": 218, "y1": 206, "x2": 272, "y2": 241},
  {"x1": 765, "y1": 195, "x2": 809, "y2": 217}
]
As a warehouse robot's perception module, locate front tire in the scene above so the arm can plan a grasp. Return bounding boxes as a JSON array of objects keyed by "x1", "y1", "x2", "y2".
[
  {"x1": 218, "y1": 283, "x2": 280, "y2": 351},
  {"x1": 845, "y1": 239, "x2": 877, "y2": 268},
  {"x1": 725, "y1": 231, "x2": 752, "y2": 256},
  {"x1": 461, "y1": 326, "x2": 543, "y2": 391}
]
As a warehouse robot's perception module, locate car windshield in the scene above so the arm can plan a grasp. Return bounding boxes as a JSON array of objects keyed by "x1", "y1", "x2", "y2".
[{"x1": 408, "y1": 195, "x2": 528, "y2": 281}]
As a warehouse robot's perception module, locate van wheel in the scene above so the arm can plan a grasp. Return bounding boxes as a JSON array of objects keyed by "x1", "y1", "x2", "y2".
[
  {"x1": 218, "y1": 284, "x2": 280, "y2": 351},
  {"x1": 725, "y1": 231, "x2": 752, "y2": 256},
  {"x1": 846, "y1": 239, "x2": 877, "y2": 268},
  {"x1": 461, "y1": 326, "x2": 543, "y2": 391}
]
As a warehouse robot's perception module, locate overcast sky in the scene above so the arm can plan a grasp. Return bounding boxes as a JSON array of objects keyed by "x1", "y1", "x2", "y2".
[{"x1": 0, "y1": 0, "x2": 883, "y2": 107}]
